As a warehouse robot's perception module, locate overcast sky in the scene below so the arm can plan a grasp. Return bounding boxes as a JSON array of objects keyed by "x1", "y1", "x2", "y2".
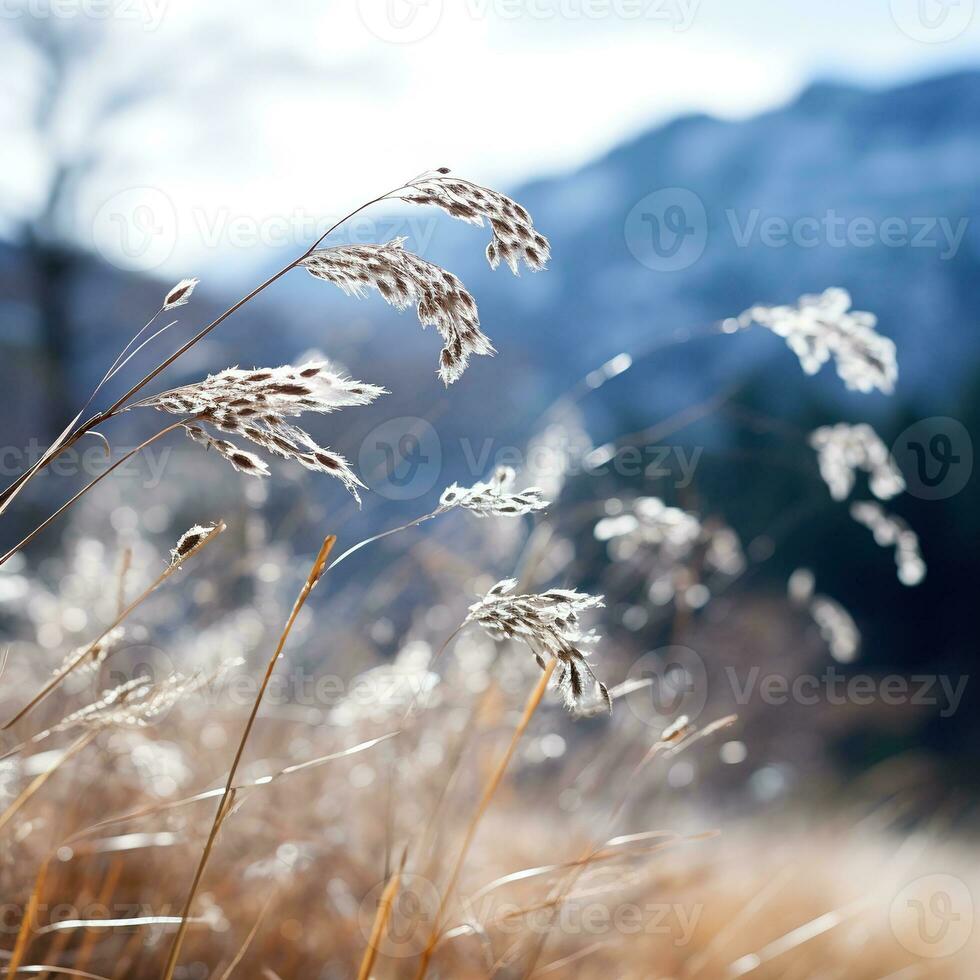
[{"x1": 2, "y1": 0, "x2": 978, "y2": 275}]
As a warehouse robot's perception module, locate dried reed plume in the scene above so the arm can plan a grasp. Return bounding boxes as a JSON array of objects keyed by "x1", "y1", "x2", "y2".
[
  {"x1": 170, "y1": 523, "x2": 220, "y2": 566},
  {"x1": 52, "y1": 627, "x2": 125, "y2": 680},
  {"x1": 136, "y1": 361, "x2": 386, "y2": 501},
  {"x1": 810, "y1": 422, "x2": 905, "y2": 501},
  {"x1": 397, "y1": 168, "x2": 551, "y2": 274},
  {"x1": 595, "y1": 496, "x2": 745, "y2": 608},
  {"x1": 439, "y1": 465, "x2": 548, "y2": 517},
  {"x1": 736, "y1": 287, "x2": 898, "y2": 394},
  {"x1": 789, "y1": 568, "x2": 861, "y2": 663},
  {"x1": 301, "y1": 168, "x2": 550, "y2": 384},
  {"x1": 850, "y1": 501, "x2": 926, "y2": 586},
  {"x1": 464, "y1": 579, "x2": 610, "y2": 712},
  {"x1": 47, "y1": 658, "x2": 240, "y2": 735},
  {"x1": 162, "y1": 278, "x2": 200, "y2": 311},
  {"x1": 301, "y1": 239, "x2": 491, "y2": 385}
]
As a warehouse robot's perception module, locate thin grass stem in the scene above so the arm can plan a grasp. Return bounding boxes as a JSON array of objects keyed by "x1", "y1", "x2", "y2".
[
  {"x1": 160, "y1": 535, "x2": 336, "y2": 980},
  {"x1": 1, "y1": 523, "x2": 224, "y2": 732},
  {"x1": 412, "y1": 658, "x2": 557, "y2": 980},
  {"x1": 0, "y1": 419, "x2": 192, "y2": 569}
]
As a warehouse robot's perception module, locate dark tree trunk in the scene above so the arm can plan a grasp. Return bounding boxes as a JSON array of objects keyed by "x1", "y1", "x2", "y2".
[{"x1": 29, "y1": 240, "x2": 76, "y2": 437}]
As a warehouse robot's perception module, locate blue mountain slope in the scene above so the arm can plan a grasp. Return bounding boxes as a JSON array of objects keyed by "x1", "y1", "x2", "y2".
[
  {"x1": 256, "y1": 70, "x2": 979, "y2": 424},
  {"x1": 484, "y1": 71, "x2": 980, "y2": 412},
  {"x1": 4, "y1": 69, "x2": 978, "y2": 459}
]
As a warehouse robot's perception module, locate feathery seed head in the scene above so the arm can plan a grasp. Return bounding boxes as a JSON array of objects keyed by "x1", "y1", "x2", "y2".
[
  {"x1": 810, "y1": 423, "x2": 905, "y2": 501},
  {"x1": 850, "y1": 501, "x2": 925, "y2": 586},
  {"x1": 162, "y1": 278, "x2": 199, "y2": 311},
  {"x1": 54, "y1": 627, "x2": 125, "y2": 679},
  {"x1": 465, "y1": 579, "x2": 609, "y2": 713},
  {"x1": 440, "y1": 466, "x2": 548, "y2": 518},
  {"x1": 661, "y1": 715, "x2": 694, "y2": 744},
  {"x1": 788, "y1": 569, "x2": 860, "y2": 663},
  {"x1": 170, "y1": 523, "x2": 221, "y2": 566},
  {"x1": 739, "y1": 288, "x2": 897, "y2": 394},
  {"x1": 301, "y1": 239, "x2": 492, "y2": 385},
  {"x1": 811, "y1": 595, "x2": 861, "y2": 663},
  {"x1": 596, "y1": 498, "x2": 744, "y2": 608},
  {"x1": 398, "y1": 170, "x2": 551, "y2": 275},
  {"x1": 141, "y1": 361, "x2": 384, "y2": 503},
  {"x1": 53, "y1": 658, "x2": 243, "y2": 733}
]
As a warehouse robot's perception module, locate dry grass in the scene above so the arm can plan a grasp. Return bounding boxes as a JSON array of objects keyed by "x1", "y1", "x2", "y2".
[
  {"x1": 0, "y1": 685, "x2": 975, "y2": 979},
  {"x1": 0, "y1": 172, "x2": 972, "y2": 980}
]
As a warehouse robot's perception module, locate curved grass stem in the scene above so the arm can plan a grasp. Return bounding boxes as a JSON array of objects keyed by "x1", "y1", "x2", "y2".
[
  {"x1": 0, "y1": 419, "x2": 190, "y2": 570},
  {"x1": 160, "y1": 534, "x2": 336, "y2": 980}
]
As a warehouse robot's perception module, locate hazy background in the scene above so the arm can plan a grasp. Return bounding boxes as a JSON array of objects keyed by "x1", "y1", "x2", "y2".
[{"x1": 1, "y1": 0, "x2": 978, "y2": 799}]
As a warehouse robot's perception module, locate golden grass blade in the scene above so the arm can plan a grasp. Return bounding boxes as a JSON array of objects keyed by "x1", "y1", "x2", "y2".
[
  {"x1": 468, "y1": 831, "x2": 681, "y2": 904},
  {"x1": 681, "y1": 869, "x2": 795, "y2": 979},
  {"x1": 34, "y1": 916, "x2": 203, "y2": 936},
  {"x1": 0, "y1": 732, "x2": 95, "y2": 834},
  {"x1": 357, "y1": 848, "x2": 407, "y2": 980},
  {"x1": 216, "y1": 890, "x2": 277, "y2": 980},
  {"x1": 5, "y1": 854, "x2": 50, "y2": 979},
  {"x1": 66, "y1": 732, "x2": 397, "y2": 843},
  {"x1": 74, "y1": 858, "x2": 123, "y2": 973},
  {"x1": 530, "y1": 940, "x2": 607, "y2": 977},
  {"x1": 412, "y1": 658, "x2": 556, "y2": 980},
  {"x1": 8, "y1": 967, "x2": 116, "y2": 979},
  {"x1": 0, "y1": 406, "x2": 88, "y2": 522},
  {"x1": 161, "y1": 534, "x2": 336, "y2": 980},
  {"x1": 2, "y1": 523, "x2": 224, "y2": 732},
  {"x1": 727, "y1": 899, "x2": 869, "y2": 977}
]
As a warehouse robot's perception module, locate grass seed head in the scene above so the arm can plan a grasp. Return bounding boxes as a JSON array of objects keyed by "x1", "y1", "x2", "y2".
[{"x1": 162, "y1": 277, "x2": 200, "y2": 311}]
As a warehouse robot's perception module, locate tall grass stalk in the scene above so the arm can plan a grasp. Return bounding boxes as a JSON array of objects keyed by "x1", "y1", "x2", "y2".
[
  {"x1": 413, "y1": 657, "x2": 557, "y2": 980},
  {"x1": 160, "y1": 534, "x2": 336, "y2": 980},
  {"x1": 0, "y1": 180, "x2": 425, "y2": 523},
  {"x1": 2, "y1": 522, "x2": 225, "y2": 732},
  {"x1": 357, "y1": 849, "x2": 407, "y2": 980}
]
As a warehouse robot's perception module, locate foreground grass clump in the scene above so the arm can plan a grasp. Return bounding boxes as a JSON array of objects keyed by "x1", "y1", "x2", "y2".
[{"x1": 0, "y1": 172, "x2": 965, "y2": 979}]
